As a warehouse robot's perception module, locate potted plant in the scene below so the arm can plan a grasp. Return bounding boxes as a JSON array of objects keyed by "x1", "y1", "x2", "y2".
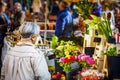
[
  {"x1": 105, "y1": 47, "x2": 117, "y2": 56},
  {"x1": 104, "y1": 46, "x2": 120, "y2": 79}
]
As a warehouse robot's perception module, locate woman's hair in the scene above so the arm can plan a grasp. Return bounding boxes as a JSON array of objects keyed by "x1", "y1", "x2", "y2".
[
  {"x1": 60, "y1": 1, "x2": 68, "y2": 9},
  {"x1": 0, "y1": 1, "x2": 7, "y2": 10},
  {"x1": 19, "y1": 22, "x2": 40, "y2": 39}
]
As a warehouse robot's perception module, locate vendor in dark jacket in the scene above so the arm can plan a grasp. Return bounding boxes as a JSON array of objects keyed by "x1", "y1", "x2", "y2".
[
  {"x1": 0, "y1": 2, "x2": 10, "y2": 45},
  {"x1": 55, "y1": 1, "x2": 73, "y2": 37},
  {"x1": 0, "y1": 1, "x2": 10, "y2": 75}
]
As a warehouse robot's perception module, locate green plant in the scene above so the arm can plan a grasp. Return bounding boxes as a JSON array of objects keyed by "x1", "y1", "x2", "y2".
[
  {"x1": 105, "y1": 47, "x2": 117, "y2": 56},
  {"x1": 85, "y1": 14, "x2": 113, "y2": 41},
  {"x1": 85, "y1": 15, "x2": 101, "y2": 35},
  {"x1": 98, "y1": 13, "x2": 113, "y2": 40},
  {"x1": 52, "y1": 36, "x2": 58, "y2": 49}
]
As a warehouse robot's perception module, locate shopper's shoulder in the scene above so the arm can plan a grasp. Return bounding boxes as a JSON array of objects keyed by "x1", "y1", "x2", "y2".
[
  {"x1": 8, "y1": 46, "x2": 42, "y2": 57},
  {"x1": 60, "y1": 11, "x2": 71, "y2": 17},
  {"x1": 32, "y1": 48, "x2": 44, "y2": 57}
]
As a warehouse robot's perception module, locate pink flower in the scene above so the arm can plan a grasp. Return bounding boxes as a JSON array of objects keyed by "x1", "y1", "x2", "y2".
[
  {"x1": 86, "y1": 57, "x2": 95, "y2": 65},
  {"x1": 77, "y1": 54, "x2": 86, "y2": 61},
  {"x1": 59, "y1": 57, "x2": 65, "y2": 62},
  {"x1": 77, "y1": 53, "x2": 95, "y2": 65},
  {"x1": 81, "y1": 55, "x2": 90, "y2": 60},
  {"x1": 75, "y1": 56, "x2": 78, "y2": 60}
]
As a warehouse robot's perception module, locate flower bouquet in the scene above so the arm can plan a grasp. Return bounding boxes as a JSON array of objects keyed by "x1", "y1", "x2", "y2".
[
  {"x1": 52, "y1": 72, "x2": 65, "y2": 80},
  {"x1": 55, "y1": 40, "x2": 95, "y2": 80},
  {"x1": 75, "y1": 53, "x2": 95, "y2": 69},
  {"x1": 78, "y1": 68, "x2": 104, "y2": 80},
  {"x1": 59, "y1": 55, "x2": 76, "y2": 73},
  {"x1": 85, "y1": 12, "x2": 115, "y2": 43},
  {"x1": 58, "y1": 53, "x2": 95, "y2": 73}
]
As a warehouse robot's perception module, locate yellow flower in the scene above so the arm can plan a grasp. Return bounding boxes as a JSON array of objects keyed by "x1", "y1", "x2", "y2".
[
  {"x1": 65, "y1": 50, "x2": 69, "y2": 56},
  {"x1": 66, "y1": 55, "x2": 70, "y2": 59},
  {"x1": 56, "y1": 46, "x2": 63, "y2": 50}
]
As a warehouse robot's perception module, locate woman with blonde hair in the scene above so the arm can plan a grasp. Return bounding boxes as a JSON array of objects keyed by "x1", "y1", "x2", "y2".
[{"x1": 1, "y1": 22, "x2": 51, "y2": 80}]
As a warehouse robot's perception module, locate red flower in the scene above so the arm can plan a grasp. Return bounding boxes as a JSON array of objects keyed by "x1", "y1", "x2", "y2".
[
  {"x1": 64, "y1": 57, "x2": 69, "y2": 63},
  {"x1": 69, "y1": 56, "x2": 75, "y2": 62},
  {"x1": 107, "y1": 12, "x2": 111, "y2": 19}
]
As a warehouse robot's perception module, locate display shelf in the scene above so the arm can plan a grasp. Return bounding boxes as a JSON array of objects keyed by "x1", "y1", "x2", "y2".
[{"x1": 37, "y1": 22, "x2": 56, "y2": 25}]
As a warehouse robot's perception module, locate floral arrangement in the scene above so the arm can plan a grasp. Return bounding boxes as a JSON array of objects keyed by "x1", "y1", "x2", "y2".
[
  {"x1": 98, "y1": 12, "x2": 113, "y2": 40},
  {"x1": 55, "y1": 41, "x2": 80, "y2": 58},
  {"x1": 52, "y1": 72, "x2": 65, "y2": 80},
  {"x1": 55, "y1": 41, "x2": 95, "y2": 73},
  {"x1": 85, "y1": 12, "x2": 114, "y2": 41},
  {"x1": 58, "y1": 54, "x2": 95, "y2": 73},
  {"x1": 59, "y1": 56, "x2": 76, "y2": 73},
  {"x1": 78, "y1": 68, "x2": 104, "y2": 80},
  {"x1": 76, "y1": 54, "x2": 95, "y2": 68}
]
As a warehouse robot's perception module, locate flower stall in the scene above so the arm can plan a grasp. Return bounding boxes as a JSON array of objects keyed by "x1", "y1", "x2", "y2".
[
  {"x1": 49, "y1": 1, "x2": 120, "y2": 79},
  {"x1": 2, "y1": 0, "x2": 120, "y2": 80}
]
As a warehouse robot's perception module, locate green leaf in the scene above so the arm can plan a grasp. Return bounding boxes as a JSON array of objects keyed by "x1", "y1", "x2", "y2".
[{"x1": 52, "y1": 36, "x2": 58, "y2": 49}]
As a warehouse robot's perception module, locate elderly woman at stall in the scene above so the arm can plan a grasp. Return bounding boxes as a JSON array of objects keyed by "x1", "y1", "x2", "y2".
[{"x1": 1, "y1": 22, "x2": 51, "y2": 80}]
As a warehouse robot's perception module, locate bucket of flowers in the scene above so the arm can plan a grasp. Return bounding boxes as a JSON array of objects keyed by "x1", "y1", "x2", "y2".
[
  {"x1": 58, "y1": 54, "x2": 95, "y2": 80},
  {"x1": 75, "y1": 53, "x2": 95, "y2": 70},
  {"x1": 51, "y1": 72, "x2": 66, "y2": 80},
  {"x1": 54, "y1": 41, "x2": 80, "y2": 79},
  {"x1": 78, "y1": 68, "x2": 104, "y2": 80},
  {"x1": 54, "y1": 41, "x2": 95, "y2": 80}
]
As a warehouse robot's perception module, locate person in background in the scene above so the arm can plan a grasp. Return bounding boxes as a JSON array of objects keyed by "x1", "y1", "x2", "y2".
[
  {"x1": 50, "y1": 0, "x2": 59, "y2": 15},
  {"x1": 5, "y1": 3, "x2": 12, "y2": 18},
  {"x1": 11, "y1": 2, "x2": 25, "y2": 31},
  {"x1": 93, "y1": 1, "x2": 102, "y2": 17},
  {"x1": 55, "y1": 1, "x2": 73, "y2": 37},
  {"x1": 22, "y1": 1, "x2": 28, "y2": 12},
  {"x1": 70, "y1": 2, "x2": 78, "y2": 19},
  {"x1": 1, "y1": 22, "x2": 51, "y2": 80},
  {"x1": 0, "y1": 1, "x2": 10, "y2": 74}
]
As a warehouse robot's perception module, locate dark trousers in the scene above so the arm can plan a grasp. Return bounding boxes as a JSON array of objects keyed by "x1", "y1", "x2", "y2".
[
  {"x1": 0, "y1": 32, "x2": 6, "y2": 76},
  {"x1": 0, "y1": 44, "x2": 3, "y2": 76}
]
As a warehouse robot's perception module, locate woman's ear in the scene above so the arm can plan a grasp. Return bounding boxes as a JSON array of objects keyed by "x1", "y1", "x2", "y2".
[{"x1": 31, "y1": 35, "x2": 37, "y2": 44}]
